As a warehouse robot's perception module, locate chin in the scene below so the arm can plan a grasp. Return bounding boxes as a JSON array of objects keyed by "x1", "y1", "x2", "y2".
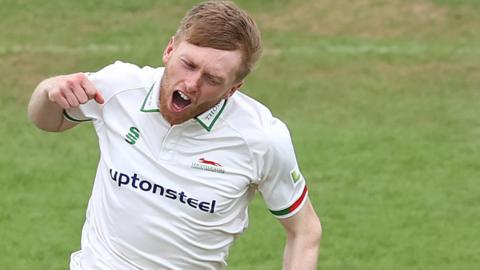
[{"x1": 163, "y1": 110, "x2": 193, "y2": 125}]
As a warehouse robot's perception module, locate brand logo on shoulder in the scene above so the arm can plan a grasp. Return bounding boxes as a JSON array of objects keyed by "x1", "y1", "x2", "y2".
[
  {"x1": 125, "y1": 127, "x2": 140, "y2": 144},
  {"x1": 290, "y1": 168, "x2": 303, "y2": 184},
  {"x1": 192, "y1": 158, "x2": 225, "y2": 174}
]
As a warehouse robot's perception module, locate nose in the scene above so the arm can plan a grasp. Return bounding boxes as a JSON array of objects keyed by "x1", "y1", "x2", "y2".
[{"x1": 184, "y1": 71, "x2": 201, "y2": 93}]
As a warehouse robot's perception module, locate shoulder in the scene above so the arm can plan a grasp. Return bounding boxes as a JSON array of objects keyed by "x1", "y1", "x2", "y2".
[
  {"x1": 222, "y1": 92, "x2": 296, "y2": 182},
  {"x1": 224, "y1": 92, "x2": 292, "y2": 150},
  {"x1": 88, "y1": 61, "x2": 162, "y2": 101}
]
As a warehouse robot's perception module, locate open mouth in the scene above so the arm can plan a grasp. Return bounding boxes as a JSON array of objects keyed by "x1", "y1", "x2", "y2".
[{"x1": 171, "y1": 90, "x2": 192, "y2": 112}]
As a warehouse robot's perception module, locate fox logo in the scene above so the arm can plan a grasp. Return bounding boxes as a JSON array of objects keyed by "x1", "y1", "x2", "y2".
[
  {"x1": 192, "y1": 158, "x2": 225, "y2": 173},
  {"x1": 198, "y1": 158, "x2": 222, "y2": 167}
]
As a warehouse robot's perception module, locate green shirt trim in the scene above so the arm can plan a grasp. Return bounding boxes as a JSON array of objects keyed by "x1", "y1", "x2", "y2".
[
  {"x1": 194, "y1": 100, "x2": 227, "y2": 132},
  {"x1": 63, "y1": 110, "x2": 91, "y2": 122},
  {"x1": 140, "y1": 83, "x2": 159, "y2": 112},
  {"x1": 269, "y1": 186, "x2": 308, "y2": 217}
]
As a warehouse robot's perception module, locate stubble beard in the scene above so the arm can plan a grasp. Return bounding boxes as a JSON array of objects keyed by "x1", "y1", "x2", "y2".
[
  {"x1": 158, "y1": 70, "x2": 177, "y2": 125},
  {"x1": 158, "y1": 69, "x2": 197, "y2": 125}
]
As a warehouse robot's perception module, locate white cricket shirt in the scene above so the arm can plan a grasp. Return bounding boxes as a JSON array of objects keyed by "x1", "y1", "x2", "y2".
[{"x1": 65, "y1": 61, "x2": 308, "y2": 270}]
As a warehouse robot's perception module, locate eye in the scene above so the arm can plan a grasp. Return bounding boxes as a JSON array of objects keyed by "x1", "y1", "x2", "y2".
[
  {"x1": 204, "y1": 75, "x2": 220, "y2": 86},
  {"x1": 181, "y1": 60, "x2": 195, "y2": 70}
]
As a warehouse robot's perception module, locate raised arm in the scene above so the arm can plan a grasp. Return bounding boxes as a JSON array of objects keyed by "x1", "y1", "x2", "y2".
[
  {"x1": 279, "y1": 198, "x2": 322, "y2": 270},
  {"x1": 27, "y1": 73, "x2": 104, "y2": 132}
]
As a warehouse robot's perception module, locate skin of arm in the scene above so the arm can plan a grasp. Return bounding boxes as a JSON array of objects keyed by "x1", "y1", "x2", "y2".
[
  {"x1": 27, "y1": 73, "x2": 104, "y2": 132},
  {"x1": 280, "y1": 198, "x2": 322, "y2": 270}
]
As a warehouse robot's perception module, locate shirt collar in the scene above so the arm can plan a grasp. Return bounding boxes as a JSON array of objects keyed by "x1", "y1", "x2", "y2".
[
  {"x1": 140, "y1": 80, "x2": 227, "y2": 132},
  {"x1": 194, "y1": 99, "x2": 227, "y2": 132},
  {"x1": 140, "y1": 81, "x2": 160, "y2": 112}
]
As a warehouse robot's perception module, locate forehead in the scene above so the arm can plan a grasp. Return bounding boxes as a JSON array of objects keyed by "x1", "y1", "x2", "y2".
[{"x1": 175, "y1": 41, "x2": 242, "y2": 78}]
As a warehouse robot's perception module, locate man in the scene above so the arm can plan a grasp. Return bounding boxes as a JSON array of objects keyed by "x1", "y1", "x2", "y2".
[{"x1": 28, "y1": 1, "x2": 321, "y2": 269}]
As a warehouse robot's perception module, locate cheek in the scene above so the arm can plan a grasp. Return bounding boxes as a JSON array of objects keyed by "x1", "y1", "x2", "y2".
[
  {"x1": 165, "y1": 62, "x2": 184, "y2": 80},
  {"x1": 200, "y1": 87, "x2": 230, "y2": 102}
]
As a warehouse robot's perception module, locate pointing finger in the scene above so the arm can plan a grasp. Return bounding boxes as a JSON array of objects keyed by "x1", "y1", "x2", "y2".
[
  {"x1": 94, "y1": 91, "x2": 105, "y2": 104},
  {"x1": 79, "y1": 73, "x2": 103, "y2": 103}
]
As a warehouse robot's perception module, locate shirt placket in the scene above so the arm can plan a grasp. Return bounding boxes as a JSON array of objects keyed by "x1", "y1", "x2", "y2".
[{"x1": 158, "y1": 126, "x2": 181, "y2": 161}]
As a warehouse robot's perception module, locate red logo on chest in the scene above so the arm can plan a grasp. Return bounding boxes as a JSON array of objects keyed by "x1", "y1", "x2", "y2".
[{"x1": 198, "y1": 158, "x2": 223, "y2": 167}]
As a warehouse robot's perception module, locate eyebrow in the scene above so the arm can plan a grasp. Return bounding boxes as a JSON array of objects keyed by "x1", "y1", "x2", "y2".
[
  {"x1": 204, "y1": 72, "x2": 224, "y2": 84},
  {"x1": 181, "y1": 56, "x2": 225, "y2": 83}
]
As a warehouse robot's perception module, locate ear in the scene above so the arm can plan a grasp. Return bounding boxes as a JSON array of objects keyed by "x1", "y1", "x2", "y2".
[
  {"x1": 224, "y1": 81, "x2": 243, "y2": 99},
  {"x1": 162, "y1": 37, "x2": 176, "y2": 64}
]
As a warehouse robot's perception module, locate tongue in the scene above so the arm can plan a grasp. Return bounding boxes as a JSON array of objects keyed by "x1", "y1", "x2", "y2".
[{"x1": 172, "y1": 91, "x2": 191, "y2": 111}]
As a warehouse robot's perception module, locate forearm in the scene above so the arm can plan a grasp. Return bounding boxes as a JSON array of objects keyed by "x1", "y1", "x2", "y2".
[
  {"x1": 282, "y1": 232, "x2": 320, "y2": 270},
  {"x1": 28, "y1": 79, "x2": 72, "y2": 132}
]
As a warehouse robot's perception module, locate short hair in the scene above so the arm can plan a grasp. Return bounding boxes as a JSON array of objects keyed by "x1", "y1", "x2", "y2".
[{"x1": 174, "y1": 1, "x2": 263, "y2": 81}]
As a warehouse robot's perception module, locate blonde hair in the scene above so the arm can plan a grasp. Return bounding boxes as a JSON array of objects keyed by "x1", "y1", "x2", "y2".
[{"x1": 175, "y1": 1, "x2": 262, "y2": 81}]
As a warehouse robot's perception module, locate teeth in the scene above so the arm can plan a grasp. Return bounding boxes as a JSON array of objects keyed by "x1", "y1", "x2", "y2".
[{"x1": 179, "y1": 91, "x2": 190, "y2": 101}]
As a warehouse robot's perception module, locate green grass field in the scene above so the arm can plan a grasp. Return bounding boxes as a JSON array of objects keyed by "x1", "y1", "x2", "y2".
[{"x1": 1, "y1": 0, "x2": 480, "y2": 269}]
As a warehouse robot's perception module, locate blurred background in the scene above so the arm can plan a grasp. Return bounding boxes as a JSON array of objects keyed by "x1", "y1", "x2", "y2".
[{"x1": 1, "y1": 0, "x2": 479, "y2": 269}]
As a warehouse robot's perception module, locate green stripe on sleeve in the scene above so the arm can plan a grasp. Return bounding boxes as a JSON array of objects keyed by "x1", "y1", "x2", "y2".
[
  {"x1": 269, "y1": 186, "x2": 308, "y2": 217},
  {"x1": 269, "y1": 207, "x2": 291, "y2": 216},
  {"x1": 63, "y1": 110, "x2": 91, "y2": 122}
]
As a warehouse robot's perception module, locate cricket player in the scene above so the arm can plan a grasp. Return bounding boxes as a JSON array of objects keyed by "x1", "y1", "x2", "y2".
[{"x1": 28, "y1": 1, "x2": 321, "y2": 269}]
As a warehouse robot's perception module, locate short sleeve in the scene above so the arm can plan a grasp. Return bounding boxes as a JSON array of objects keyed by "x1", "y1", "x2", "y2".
[{"x1": 256, "y1": 118, "x2": 308, "y2": 219}]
